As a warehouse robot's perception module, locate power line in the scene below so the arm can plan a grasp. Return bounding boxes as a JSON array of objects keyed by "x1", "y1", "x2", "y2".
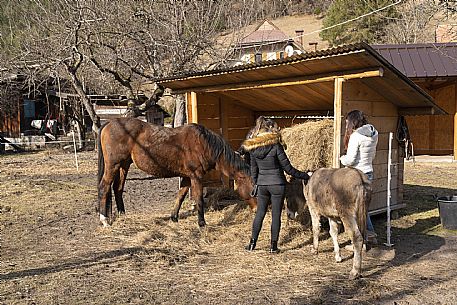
[{"x1": 235, "y1": 0, "x2": 403, "y2": 50}]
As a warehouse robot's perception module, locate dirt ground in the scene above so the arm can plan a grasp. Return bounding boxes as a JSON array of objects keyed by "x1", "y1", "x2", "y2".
[{"x1": 1, "y1": 150, "x2": 456, "y2": 305}]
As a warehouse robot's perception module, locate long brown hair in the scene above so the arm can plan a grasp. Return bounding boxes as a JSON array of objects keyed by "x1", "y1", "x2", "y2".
[
  {"x1": 248, "y1": 116, "x2": 280, "y2": 138},
  {"x1": 343, "y1": 110, "x2": 368, "y2": 151}
]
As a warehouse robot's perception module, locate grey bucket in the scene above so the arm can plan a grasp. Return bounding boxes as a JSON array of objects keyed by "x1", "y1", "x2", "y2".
[{"x1": 437, "y1": 195, "x2": 457, "y2": 230}]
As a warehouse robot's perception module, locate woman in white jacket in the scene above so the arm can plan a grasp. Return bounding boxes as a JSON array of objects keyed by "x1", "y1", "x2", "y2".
[{"x1": 340, "y1": 110, "x2": 378, "y2": 243}]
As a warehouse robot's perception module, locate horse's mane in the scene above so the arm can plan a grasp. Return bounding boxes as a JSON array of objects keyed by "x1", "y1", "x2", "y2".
[{"x1": 192, "y1": 124, "x2": 250, "y2": 175}]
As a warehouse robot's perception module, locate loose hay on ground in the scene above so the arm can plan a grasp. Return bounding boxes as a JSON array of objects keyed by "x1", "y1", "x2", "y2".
[{"x1": 2, "y1": 150, "x2": 457, "y2": 304}]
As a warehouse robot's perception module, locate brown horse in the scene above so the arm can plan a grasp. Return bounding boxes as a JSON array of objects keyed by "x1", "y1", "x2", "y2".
[{"x1": 98, "y1": 117, "x2": 256, "y2": 227}]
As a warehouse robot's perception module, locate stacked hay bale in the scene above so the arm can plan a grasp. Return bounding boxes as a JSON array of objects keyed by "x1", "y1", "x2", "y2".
[{"x1": 280, "y1": 119, "x2": 334, "y2": 171}]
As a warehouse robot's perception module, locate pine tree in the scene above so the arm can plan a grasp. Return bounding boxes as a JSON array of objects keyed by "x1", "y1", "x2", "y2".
[{"x1": 320, "y1": 0, "x2": 398, "y2": 46}]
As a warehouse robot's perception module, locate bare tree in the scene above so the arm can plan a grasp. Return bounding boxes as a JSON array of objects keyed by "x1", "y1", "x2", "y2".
[{"x1": 381, "y1": 0, "x2": 457, "y2": 44}]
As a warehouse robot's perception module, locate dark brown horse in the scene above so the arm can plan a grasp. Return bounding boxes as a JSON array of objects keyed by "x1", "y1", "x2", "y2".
[{"x1": 97, "y1": 117, "x2": 256, "y2": 227}]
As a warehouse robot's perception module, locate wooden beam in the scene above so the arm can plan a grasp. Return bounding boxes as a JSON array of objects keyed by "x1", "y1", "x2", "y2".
[
  {"x1": 171, "y1": 68, "x2": 384, "y2": 94},
  {"x1": 254, "y1": 110, "x2": 333, "y2": 117},
  {"x1": 333, "y1": 78, "x2": 344, "y2": 168},
  {"x1": 398, "y1": 107, "x2": 440, "y2": 116}
]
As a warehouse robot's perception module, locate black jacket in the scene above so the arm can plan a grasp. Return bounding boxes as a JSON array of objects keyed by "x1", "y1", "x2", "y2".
[{"x1": 242, "y1": 132, "x2": 309, "y2": 185}]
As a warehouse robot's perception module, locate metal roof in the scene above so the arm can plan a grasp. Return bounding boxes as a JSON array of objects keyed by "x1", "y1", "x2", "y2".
[
  {"x1": 240, "y1": 19, "x2": 289, "y2": 45},
  {"x1": 155, "y1": 42, "x2": 445, "y2": 115},
  {"x1": 372, "y1": 43, "x2": 457, "y2": 78}
]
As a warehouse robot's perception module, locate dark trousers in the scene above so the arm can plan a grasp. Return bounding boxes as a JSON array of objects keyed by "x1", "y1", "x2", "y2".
[{"x1": 251, "y1": 185, "x2": 286, "y2": 242}]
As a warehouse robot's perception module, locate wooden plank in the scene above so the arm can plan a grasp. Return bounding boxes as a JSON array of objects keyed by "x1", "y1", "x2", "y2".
[
  {"x1": 228, "y1": 128, "x2": 251, "y2": 141},
  {"x1": 333, "y1": 78, "x2": 344, "y2": 168},
  {"x1": 256, "y1": 110, "x2": 333, "y2": 117},
  {"x1": 198, "y1": 105, "x2": 220, "y2": 119},
  {"x1": 377, "y1": 132, "x2": 399, "y2": 150},
  {"x1": 372, "y1": 176, "x2": 398, "y2": 192},
  {"x1": 373, "y1": 162, "x2": 400, "y2": 179},
  {"x1": 191, "y1": 92, "x2": 198, "y2": 123},
  {"x1": 369, "y1": 117, "x2": 398, "y2": 134},
  {"x1": 398, "y1": 107, "x2": 438, "y2": 115},
  {"x1": 373, "y1": 149, "x2": 399, "y2": 165},
  {"x1": 371, "y1": 189, "x2": 399, "y2": 211},
  {"x1": 171, "y1": 68, "x2": 384, "y2": 94},
  {"x1": 372, "y1": 101, "x2": 398, "y2": 116},
  {"x1": 343, "y1": 100, "x2": 373, "y2": 116},
  {"x1": 343, "y1": 80, "x2": 387, "y2": 104},
  {"x1": 198, "y1": 118, "x2": 221, "y2": 131}
]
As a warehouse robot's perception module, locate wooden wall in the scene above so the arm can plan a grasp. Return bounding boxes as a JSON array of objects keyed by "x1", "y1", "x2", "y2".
[
  {"x1": 342, "y1": 80, "x2": 402, "y2": 213},
  {"x1": 407, "y1": 82, "x2": 456, "y2": 155},
  {"x1": 188, "y1": 80, "x2": 405, "y2": 214},
  {"x1": 0, "y1": 99, "x2": 20, "y2": 137}
]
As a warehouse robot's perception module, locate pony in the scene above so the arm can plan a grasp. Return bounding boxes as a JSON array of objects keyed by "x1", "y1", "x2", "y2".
[
  {"x1": 97, "y1": 117, "x2": 256, "y2": 227},
  {"x1": 287, "y1": 167, "x2": 371, "y2": 279}
]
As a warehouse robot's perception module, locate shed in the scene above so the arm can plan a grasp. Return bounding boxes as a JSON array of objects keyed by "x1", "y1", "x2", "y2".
[
  {"x1": 156, "y1": 42, "x2": 445, "y2": 214},
  {"x1": 373, "y1": 43, "x2": 457, "y2": 159}
]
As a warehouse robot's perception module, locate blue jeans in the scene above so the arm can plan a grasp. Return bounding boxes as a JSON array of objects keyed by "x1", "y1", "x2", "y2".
[{"x1": 365, "y1": 172, "x2": 375, "y2": 232}]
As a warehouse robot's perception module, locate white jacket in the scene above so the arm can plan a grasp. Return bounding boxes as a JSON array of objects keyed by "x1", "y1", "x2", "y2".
[{"x1": 340, "y1": 124, "x2": 378, "y2": 174}]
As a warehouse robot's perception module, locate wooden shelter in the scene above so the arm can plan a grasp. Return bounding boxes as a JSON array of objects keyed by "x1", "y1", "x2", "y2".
[
  {"x1": 156, "y1": 43, "x2": 445, "y2": 214},
  {"x1": 373, "y1": 43, "x2": 457, "y2": 159}
]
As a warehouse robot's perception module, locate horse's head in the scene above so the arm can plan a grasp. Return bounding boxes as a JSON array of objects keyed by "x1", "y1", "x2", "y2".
[
  {"x1": 233, "y1": 171, "x2": 257, "y2": 210},
  {"x1": 285, "y1": 177, "x2": 311, "y2": 226}
]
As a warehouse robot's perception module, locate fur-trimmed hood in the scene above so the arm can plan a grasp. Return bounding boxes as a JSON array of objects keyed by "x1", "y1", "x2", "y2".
[{"x1": 242, "y1": 132, "x2": 282, "y2": 151}]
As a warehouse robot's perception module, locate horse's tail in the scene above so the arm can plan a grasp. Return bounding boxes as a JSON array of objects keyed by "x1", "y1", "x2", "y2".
[
  {"x1": 97, "y1": 122, "x2": 109, "y2": 186},
  {"x1": 357, "y1": 173, "x2": 372, "y2": 242}
]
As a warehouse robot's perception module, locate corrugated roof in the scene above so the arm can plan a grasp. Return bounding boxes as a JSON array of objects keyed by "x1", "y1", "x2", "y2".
[
  {"x1": 155, "y1": 43, "x2": 371, "y2": 82},
  {"x1": 372, "y1": 43, "x2": 457, "y2": 78},
  {"x1": 154, "y1": 42, "x2": 445, "y2": 115},
  {"x1": 240, "y1": 19, "x2": 289, "y2": 45}
]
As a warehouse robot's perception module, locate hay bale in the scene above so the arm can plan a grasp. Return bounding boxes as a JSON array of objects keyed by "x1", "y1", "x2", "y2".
[{"x1": 281, "y1": 119, "x2": 333, "y2": 171}]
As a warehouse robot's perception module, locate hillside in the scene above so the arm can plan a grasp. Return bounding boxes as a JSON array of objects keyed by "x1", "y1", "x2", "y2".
[{"x1": 242, "y1": 14, "x2": 329, "y2": 52}]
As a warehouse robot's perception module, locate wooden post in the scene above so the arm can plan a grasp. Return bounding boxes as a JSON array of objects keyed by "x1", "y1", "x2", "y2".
[
  {"x1": 332, "y1": 77, "x2": 344, "y2": 168},
  {"x1": 186, "y1": 91, "x2": 198, "y2": 124},
  {"x1": 454, "y1": 83, "x2": 457, "y2": 160},
  {"x1": 219, "y1": 97, "x2": 231, "y2": 187},
  {"x1": 190, "y1": 92, "x2": 198, "y2": 123}
]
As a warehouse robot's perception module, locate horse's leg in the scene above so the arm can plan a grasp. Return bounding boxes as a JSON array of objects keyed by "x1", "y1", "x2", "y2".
[
  {"x1": 113, "y1": 160, "x2": 131, "y2": 216},
  {"x1": 329, "y1": 218, "x2": 342, "y2": 263},
  {"x1": 170, "y1": 177, "x2": 190, "y2": 222},
  {"x1": 98, "y1": 163, "x2": 120, "y2": 227},
  {"x1": 191, "y1": 178, "x2": 206, "y2": 227},
  {"x1": 309, "y1": 205, "x2": 320, "y2": 255},
  {"x1": 341, "y1": 216, "x2": 363, "y2": 279}
]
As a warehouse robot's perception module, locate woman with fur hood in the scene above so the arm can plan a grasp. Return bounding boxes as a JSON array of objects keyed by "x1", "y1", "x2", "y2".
[
  {"x1": 340, "y1": 110, "x2": 379, "y2": 244},
  {"x1": 242, "y1": 117, "x2": 310, "y2": 253}
]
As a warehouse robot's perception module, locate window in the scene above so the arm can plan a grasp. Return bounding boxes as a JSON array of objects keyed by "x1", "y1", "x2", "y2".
[{"x1": 255, "y1": 53, "x2": 262, "y2": 63}]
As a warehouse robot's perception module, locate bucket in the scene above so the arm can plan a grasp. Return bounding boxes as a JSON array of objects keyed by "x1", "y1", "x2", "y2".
[{"x1": 437, "y1": 195, "x2": 457, "y2": 230}]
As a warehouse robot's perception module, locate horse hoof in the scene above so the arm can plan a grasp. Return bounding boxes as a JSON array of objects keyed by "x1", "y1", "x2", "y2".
[
  {"x1": 100, "y1": 214, "x2": 110, "y2": 227},
  {"x1": 198, "y1": 220, "x2": 206, "y2": 227},
  {"x1": 170, "y1": 215, "x2": 178, "y2": 222},
  {"x1": 349, "y1": 270, "x2": 361, "y2": 280}
]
